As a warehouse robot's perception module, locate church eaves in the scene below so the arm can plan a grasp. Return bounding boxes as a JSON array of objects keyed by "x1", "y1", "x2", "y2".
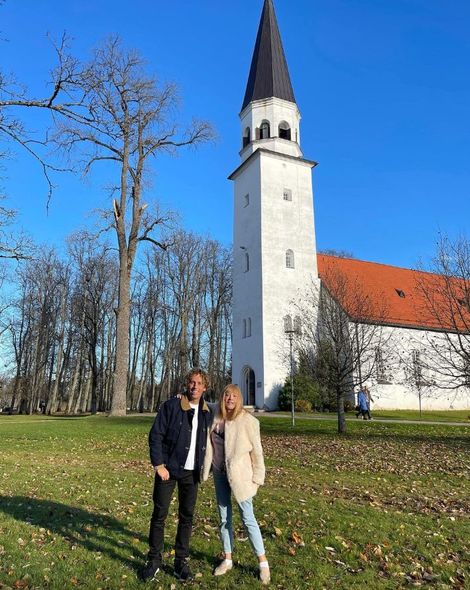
[{"x1": 241, "y1": 0, "x2": 296, "y2": 111}]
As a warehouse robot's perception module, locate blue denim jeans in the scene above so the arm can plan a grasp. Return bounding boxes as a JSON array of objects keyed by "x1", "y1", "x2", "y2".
[{"x1": 213, "y1": 469, "x2": 265, "y2": 557}]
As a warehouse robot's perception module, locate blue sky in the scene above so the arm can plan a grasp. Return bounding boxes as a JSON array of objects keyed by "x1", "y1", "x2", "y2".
[{"x1": 2, "y1": 0, "x2": 470, "y2": 268}]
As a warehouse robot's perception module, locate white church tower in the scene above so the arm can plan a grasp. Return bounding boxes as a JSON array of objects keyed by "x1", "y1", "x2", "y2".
[{"x1": 230, "y1": 0, "x2": 319, "y2": 409}]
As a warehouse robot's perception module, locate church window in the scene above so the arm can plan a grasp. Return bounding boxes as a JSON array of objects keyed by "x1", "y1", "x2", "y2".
[
  {"x1": 457, "y1": 297, "x2": 470, "y2": 310},
  {"x1": 464, "y1": 358, "x2": 470, "y2": 387},
  {"x1": 243, "y1": 318, "x2": 252, "y2": 338},
  {"x1": 279, "y1": 121, "x2": 291, "y2": 140},
  {"x1": 243, "y1": 127, "x2": 251, "y2": 148},
  {"x1": 244, "y1": 193, "x2": 250, "y2": 207},
  {"x1": 283, "y1": 188, "x2": 292, "y2": 201},
  {"x1": 395, "y1": 289, "x2": 406, "y2": 298},
  {"x1": 244, "y1": 252, "x2": 250, "y2": 272},
  {"x1": 411, "y1": 350, "x2": 423, "y2": 387},
  {"x1": 286, "y1": 249, "x2": 295, "y2": 269},
  {"x1": 259, "y1": 120, "x2": 270, "y2": 139},
  {"x1": 375, "y1": 348, "x2": 388, "y2": 383},
  {"x1": 294, "y1": 316, "x2": 302, "y2": 335},
  {"x1": 284, "y1": 315, "x2": 292, "y2": 332}
]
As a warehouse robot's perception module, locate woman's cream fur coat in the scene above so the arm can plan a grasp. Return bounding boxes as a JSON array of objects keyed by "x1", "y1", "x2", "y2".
[{"x1": 202, "y1": 410, "x2": 265, "y2": 503}]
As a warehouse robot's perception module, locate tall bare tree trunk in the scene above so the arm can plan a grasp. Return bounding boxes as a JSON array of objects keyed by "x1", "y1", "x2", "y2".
[
  {"x1": 47, "y1": 285, "x2": 67, "y2": 414},
  {"x1": 337, "y1": 389, "x2": 346, "y2": 434},
  {"x1": 111, "y1": 251, "x2": 131, "y2": 415}
]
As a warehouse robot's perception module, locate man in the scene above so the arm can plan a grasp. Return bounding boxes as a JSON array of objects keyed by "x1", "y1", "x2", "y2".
[
  {"x1": 141, "y1": 368, "x2": 213, "y2": 582},
  {"x1": 364, "y1": 386, "x2": 373, "y2": 420}
]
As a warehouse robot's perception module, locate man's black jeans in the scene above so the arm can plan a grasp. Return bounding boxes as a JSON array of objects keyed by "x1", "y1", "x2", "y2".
[{"x1": 148, "y1": 470, "x2": 198, "y2": 564}]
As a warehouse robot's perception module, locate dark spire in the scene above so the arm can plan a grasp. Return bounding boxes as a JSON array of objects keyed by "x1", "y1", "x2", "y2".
[{"x1": 241, "y1": 0, "x2": 296, "y2": 111}]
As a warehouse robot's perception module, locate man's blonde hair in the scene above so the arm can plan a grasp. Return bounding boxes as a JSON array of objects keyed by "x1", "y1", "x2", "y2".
[{"x1": 218, "y1": 384, "x2": 244, "y2": 421}]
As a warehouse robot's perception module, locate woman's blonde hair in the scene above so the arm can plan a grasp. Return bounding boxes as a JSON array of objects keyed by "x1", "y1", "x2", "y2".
[{"x1": 218, "y1": 384, "x2": 245, "y2": 421}]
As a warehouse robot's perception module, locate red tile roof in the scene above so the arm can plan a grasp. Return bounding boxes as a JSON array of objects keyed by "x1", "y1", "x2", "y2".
[{"x1": 317, "y1": 254, "x2": 469, "y2": 332}]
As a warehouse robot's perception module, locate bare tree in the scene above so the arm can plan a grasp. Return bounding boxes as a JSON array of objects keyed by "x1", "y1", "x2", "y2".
[
  {"x1": 202, "y1": 239, "x2": 232, "y2": 397},
  {"x1": 54, "y1": 38, "x2": 213, "y2": 415},
  {"x1": 8, "y1": 249, "x2": 68, "y2": 413},
  {"x1": 0, "y1": 1, "x2": 54, "y2": 252},
  {"x1": 67, "y1": 232, "x2": 117, "y2": 413},
  {"x1": 1, "y1": 34, "x2": 213, "y2": 415},
  {"x1": 295, "y1": 262, "x2": 388, "y2": 433},
  {"x1": 318, "y1": 248, "x2": 354, "y2": 259},
  {"x1": 415, "y1": 234, "x2": 470, "y2": 392}
]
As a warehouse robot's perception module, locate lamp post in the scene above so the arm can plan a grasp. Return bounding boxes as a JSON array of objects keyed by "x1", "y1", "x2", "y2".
[{"x1": 284, "y1": 321, "x2": 297, "y2": 427}]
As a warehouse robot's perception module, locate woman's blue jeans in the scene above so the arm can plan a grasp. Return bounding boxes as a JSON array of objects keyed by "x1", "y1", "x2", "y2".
[{"x1": 213, "y1": 469, "x2": 265, "y2": 557}]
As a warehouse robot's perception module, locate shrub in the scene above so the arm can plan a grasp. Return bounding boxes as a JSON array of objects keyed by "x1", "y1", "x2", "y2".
[
  {"x1": 295, "y1": 399, "x2": 312, "y2": 412},
  {"x1": 343, "y1": 400, "x2": 355, "y2": 412},
  {"x1": 278, "y1": 373, "x2": 321, "y2": 411}
]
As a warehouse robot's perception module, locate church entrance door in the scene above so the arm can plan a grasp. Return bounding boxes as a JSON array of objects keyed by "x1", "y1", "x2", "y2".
[{"x1": 242, "y1": 366, "x2": 256, "y2": 406}]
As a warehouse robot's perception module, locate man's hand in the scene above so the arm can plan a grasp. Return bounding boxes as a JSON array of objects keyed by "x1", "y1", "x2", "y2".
[{"x1": 155, "y1": 465, "x2": 170, "y2": 481}]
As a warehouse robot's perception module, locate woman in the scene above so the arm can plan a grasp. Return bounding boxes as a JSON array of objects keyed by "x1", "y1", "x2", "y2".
[
  {"x1": 356, "y1": 388, "x2": 368, "y2": 419},
  {"x1": 203, "y1": 384, "x2": 270, "y2": 584}
]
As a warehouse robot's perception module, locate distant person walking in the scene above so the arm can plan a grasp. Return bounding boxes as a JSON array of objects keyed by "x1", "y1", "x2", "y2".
[
  {"x1": 141, "y1": 368, "x2": 213, "y2": 583},
  {"x1": 356, "y1": 388, "x2": 368, "y2": 419},
  {"x1": 203, "y1": 384, "x2": 270, "y2": 585},
  {"x1": 364, "y1": 386, "x2": 373, "y2": 420}
]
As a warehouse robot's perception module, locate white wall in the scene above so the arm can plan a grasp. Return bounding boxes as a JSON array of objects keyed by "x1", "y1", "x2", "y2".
[
  {"x1": 359, "y1": 324, "x2": 470, "y2": 411},
  {"x1": 240, "y1": 97, "x2": 302, "y2": 161},
  {"x1": 231, "y1": 145, "x2": 319, "y2": 409}
]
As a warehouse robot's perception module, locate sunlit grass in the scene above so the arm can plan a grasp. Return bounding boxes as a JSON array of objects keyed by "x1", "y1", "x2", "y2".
[
  {"x1": 0, "y1": 415, "x2": 468, "y2": 589},
  {"x1": 274, "y1": 409, "x2": 470, "y2": 423}
]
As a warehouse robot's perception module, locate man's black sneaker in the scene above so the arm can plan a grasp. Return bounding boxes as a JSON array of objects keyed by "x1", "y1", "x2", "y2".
[
  {"x1": 174, "y1": 561, "x2": 193, "y2": 582},
  {"x1": 140, "y1": 559, "x2": 161, "y2": 582}
]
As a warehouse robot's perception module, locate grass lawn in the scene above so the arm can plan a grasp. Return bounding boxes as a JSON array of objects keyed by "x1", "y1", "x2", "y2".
[
  {"x1": 0, "y1": 415, "x2": 468, "y2": 590},
  {"x1": 369, "y1": 410, "x2": 470, "y2": 423},
  {"x1": 274, "y1": 410, "x2": 470, "y2": 423}
]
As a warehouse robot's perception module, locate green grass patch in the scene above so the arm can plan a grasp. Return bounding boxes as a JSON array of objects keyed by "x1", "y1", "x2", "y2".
[
  {"x1": 274, "y1": 409, "x2": 470, "y2": 423},
  {"x1": 0, "y1": 414, "x2": 468, "y2": 589},
  {"x1": 371, "y1": 410, "x2": 470, "y2": 423}
]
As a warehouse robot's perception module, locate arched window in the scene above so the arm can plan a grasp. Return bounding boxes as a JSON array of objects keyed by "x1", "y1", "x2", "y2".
[
  {"x1": 294, "y1": 316, "x2": 302, "y2": 335},
  {"x1": 284, "y1": 315, "x2": 293, "y2": 332},
  {"x1": 247, "y1": 317, "x2": 252, "y2": 337},
  {"x1": 259, "y1": 120, "x2": 270, "y2": 140},
  {"x1": 279, "y1": 121, "x2": 291, "y2": 140},
  {"x1": 286, "y1": 249, "x2": 295, "y2": 269},
  {"x1": 375, "y1": 348, "x2": 387, "y2": 383},
  {"x1": 242, "y1": 127, "x2": 251, "y2": 148},
  {"x1": 244, "y1": 252, "x2": 250, "y2": 272},
  {"x1": 242, "y1": 366, "x2": 256, "y2": 406}
]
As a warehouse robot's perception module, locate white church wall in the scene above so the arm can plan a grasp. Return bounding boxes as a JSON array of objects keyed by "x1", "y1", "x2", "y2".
[
  {"x1": 359, "y1": 324, "x2": 470, "y2": 411},
  {"x1": 259, "y1": 150, "x2": 318, "y2": 408},
  {"x1": 232, "y1": 155, "x2": 265, "y2": 406}
]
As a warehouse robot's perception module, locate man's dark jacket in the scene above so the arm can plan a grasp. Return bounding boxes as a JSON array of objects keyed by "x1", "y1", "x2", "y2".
[{"x1": 149, "y1": 395, "x2": 213, "y2": 482}]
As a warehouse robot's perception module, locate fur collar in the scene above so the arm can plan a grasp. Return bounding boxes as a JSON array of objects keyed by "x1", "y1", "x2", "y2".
[{"x1": 180, "y1": 394, "x2": 210, "y2": 413}]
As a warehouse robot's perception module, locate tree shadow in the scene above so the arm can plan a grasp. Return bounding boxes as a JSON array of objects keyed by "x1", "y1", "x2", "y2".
[{"x1": 0, "y1": 495, "x2": 146, "y2": 571}]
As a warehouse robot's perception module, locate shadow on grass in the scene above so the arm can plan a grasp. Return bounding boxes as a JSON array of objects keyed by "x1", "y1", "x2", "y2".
[{"x1": 0, "y1": 495, "x2": 146, "y2": 571}]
